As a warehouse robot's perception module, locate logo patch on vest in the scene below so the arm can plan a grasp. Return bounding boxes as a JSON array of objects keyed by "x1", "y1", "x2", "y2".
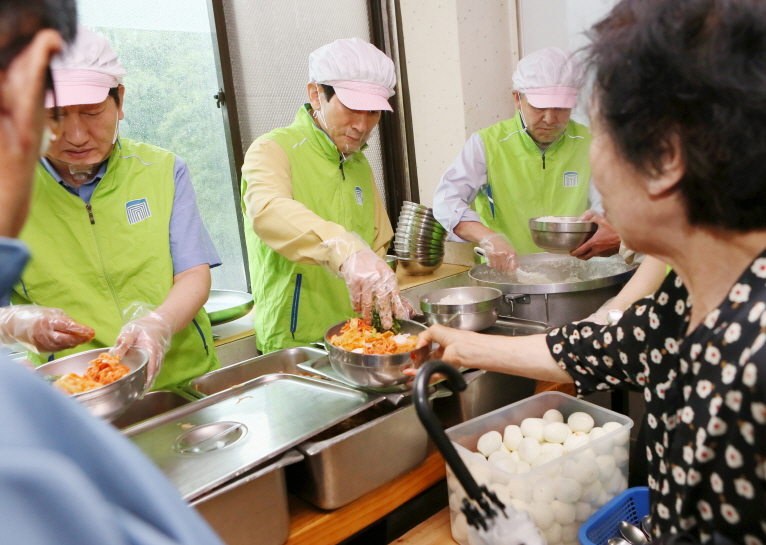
[
  {"x1": 354, "y1": 186, "x2": 364, "y2": 206},
  {"x1": 126, "y1": 198, "x2": 151, "y2": 225},
  {"x1": 563, "y1": 171, "x2": 579, "y2": 187}
]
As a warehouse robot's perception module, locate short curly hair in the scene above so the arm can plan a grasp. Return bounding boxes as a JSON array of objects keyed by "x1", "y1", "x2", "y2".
[{"x1": 587, "y1": 0, "x2": 766, "y2": 230}]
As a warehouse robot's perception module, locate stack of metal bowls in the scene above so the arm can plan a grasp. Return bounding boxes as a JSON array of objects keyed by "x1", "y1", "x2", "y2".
[{"x1": 394, "y1": 201, "x2": 446, "y2": 275}]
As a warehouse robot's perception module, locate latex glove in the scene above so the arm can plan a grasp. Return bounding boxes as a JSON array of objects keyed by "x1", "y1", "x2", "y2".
[
  {"x1": 110, "y1": 311, "x2": 173, "y2": 389},
  {"x1": 570, "y1": 210, "x2": 621, "y2": 260},
  {"x1": 339, "y1": 249, "x2": 412, "y2": 329},
  {"x1": 479, "y1": 234, "x2": 518, "y2": 272},
  {"x1": 0, "y1": 305, "x2": 94, "y2": 353}
]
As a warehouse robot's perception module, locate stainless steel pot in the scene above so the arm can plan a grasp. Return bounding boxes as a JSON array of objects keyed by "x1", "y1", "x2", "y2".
[
  {"x1": 324, "y1": 319, "x2": 429, "y2": 387},
  {"x1": 420, "y1": 286, "x2": 502, "y2": 331},
  {"x1": 468, "y1": 254, "x2": 636, "y2": 326}
]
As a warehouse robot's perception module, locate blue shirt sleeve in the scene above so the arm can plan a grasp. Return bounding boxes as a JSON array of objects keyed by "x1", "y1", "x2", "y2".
[
  {"x1": 0, "y1": 358, "x2": 225, "y2": 545},
  {"x1": 170, "y1": 156, "x2": 222, "y2": 274}
]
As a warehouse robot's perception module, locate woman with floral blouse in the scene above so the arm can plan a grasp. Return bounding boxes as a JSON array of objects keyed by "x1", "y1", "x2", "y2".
[{"x1": 415, "y1": 0, "x2": 766, "y2": 542}]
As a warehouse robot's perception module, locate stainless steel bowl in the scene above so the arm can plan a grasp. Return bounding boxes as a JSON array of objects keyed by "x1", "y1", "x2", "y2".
[
  {"x1": 420, "y1": 287, "x2": 502, "y2": 331},
  {"x1": 395, "y1": 251, "x2": 445, "y2": 262},
  {"x1": 401, "y1": 201, "x2": 430, "y2": 213},
  {"x1": 324, "y1": 320, "x2": 429, "y2": 387},
  {"x1": 528, "y1": 216, "x2": 597, "y2": 254},
  {"x1": 398, "y1": 256, "x2": 443, "y2": 275},
  {"x1": 399, "y1": 209, "x2": 436, "y2": 222},
  {"x1": 204, "y1": 289, "x2": 254, "y2": 325},
  {"x1": 36, "y1": 347, "x2": 149, "y2": 421},
  {"x1": 385, "y1": 255, "x2": 398, "y2": 271},
  {"x1": 393, "y1": 241, "x2": 445, "y2": 253},
  {"x1": 396, "y1": 227, "x2": 447, "y2": 241},
  {"x1": 397, "y1": 215, "x2": 445, "y2": 230}
]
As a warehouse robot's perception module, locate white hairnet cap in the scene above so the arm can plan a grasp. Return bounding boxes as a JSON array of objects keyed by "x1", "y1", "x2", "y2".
[
  {"x1": 46, "y1": 24, "x2": 126, "y2": 108},
  {"x1": 309, "y1": 37, "x2": 396, "y2": 112},
  {"x1": 512, "y1": 47, "x2": 584, "y2": 109}
]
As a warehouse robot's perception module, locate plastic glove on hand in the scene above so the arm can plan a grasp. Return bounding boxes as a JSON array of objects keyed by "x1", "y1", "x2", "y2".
[
  {"x1": 479, "y1": 234, "x2": 518, "y2": 273},
  {"x1": 340, "y1": 249, "x2": 411, "y2": 330},
  {"x1": 0, "y1": 306, "x2": 94, "y2": 353},
  {"x1": 109, "y1": 311, "x2": 173, "y2": 389}
]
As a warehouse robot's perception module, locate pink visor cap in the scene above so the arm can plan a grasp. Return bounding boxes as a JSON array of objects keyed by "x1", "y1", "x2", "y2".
[
  {"x1": 45, "y1": 25, "x2": 126, "y2": 108},
  {"x1": 323, "y1": 80, "x2": 393, "y2": 111},
  {"x1": 309, "y1": 38, "x2": 396, "y2": 112},
  {"x1": 517, "y1": 86, "x2": 579, "y2": 109},
  {"x1": 513, "y1": 47, "x2": 584, "y2": 110},
  {"x1": 46, "y1": 69, "x2": 120, "y2": 108}
]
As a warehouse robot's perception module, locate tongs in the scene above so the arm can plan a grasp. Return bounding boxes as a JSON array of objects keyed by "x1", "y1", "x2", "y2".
[{"x1": 413, "y1": 361, "x2": 543, "y2": 545}]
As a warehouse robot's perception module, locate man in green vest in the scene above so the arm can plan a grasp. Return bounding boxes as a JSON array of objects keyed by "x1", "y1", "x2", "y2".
[
  {"x1": 433, "y1": 47, "x2": 620, "y2": 273},
  {"x1": 241, "y1": 38, "x2": 411, "y2": 354},
  {"x1": 3, "y1": 25, "x2": 221, "y2": 390}
]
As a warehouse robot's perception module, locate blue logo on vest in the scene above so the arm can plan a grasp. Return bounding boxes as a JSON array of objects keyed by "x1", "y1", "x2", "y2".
[
  {"x1": 126, "y1": 198, "x2": 151, "y2": 225},
  {"x1": 563, "y1": 171, "x2": 579, "y2": 187},
  {"x1": 354, "y1": 186, "x2": 364, "y2": 206}
]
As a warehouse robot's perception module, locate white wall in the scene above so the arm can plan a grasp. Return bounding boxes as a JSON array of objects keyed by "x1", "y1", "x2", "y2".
[
  {"x1": 517, "y1": 0, "x2": 619, "y2": 125},
  {"x1": 399, "y1": 0, "x2": 520, "y2": 207}
]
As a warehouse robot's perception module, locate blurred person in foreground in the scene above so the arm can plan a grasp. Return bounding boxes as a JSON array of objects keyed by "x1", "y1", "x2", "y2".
[
  {"x1": 432, "y1": 47, "x2": 621, "y2": 274},
  {"x1": 0, "y1": 2, "x2": 224, "y2": 544},
  {"x1": 414, "y1": 0, "x2": 766, "y2": 541},
  {"x1": 3, "y1": 24, "x2": 221, "y2": 390},
  {"x1": 241, "y1": 37, "x2": 410, "y2": 353}
]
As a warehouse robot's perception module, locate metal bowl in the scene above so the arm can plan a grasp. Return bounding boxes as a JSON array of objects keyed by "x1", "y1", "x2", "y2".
[
  {"x1": 395, "y1": 228, "x2": 447, "y2": 242},
  {"x1": 401, "y1": 201, "x2": 430, "y2": 213},
  {"x1": 528, "y1": 216, "x2": 597, "y2": 254},
  {"x1": 204, "y1": 289, "x2": 254, "y2": 325},
  {"x1": 397, "y1": 215, "x2": 445, "y2": 230},
  {"x1": 395, "y1": 251, "x2": 445, "y2": 262},
  {"x1": 385, "y1": 254, "x2": 398, "y2": 271},
  {"x1": 420, "y1": 287, "x2": 502, "y2": 331},
  {"x1": 394, "y1": 241, "x2": 445, "y2": 253},
  {"x1": 398, "y1": 256, "x2": 443, "y2": 275},
  {"x1": 324, "y1": 320, "x2": 429, "y2": 387},
  {"x1": 36, "y1": 347, "x2": 149, "y2": 421}
]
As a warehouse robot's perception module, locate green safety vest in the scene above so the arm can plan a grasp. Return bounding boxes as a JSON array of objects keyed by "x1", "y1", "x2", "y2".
[
  {"x1": 13, "y1": 139, "x2": 219, "y2": 390},
  {"x1": 475, "y1": 112, "x2": 592, "y2": 255},
  {"x1": 242, "y1": 105, "x2": 376, "y2": 354}
]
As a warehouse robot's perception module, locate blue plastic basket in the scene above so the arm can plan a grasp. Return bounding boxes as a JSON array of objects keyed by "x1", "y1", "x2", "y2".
[{"x1": 578, "y1": 486, "x2": 650, "y2": 545}]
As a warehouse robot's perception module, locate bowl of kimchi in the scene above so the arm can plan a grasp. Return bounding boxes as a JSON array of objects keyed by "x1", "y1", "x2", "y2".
[
  {"x1": 35, "y1": 347, "x2": 149, "y2": 422},
  {"x1": 324, "y1": 318, "x2": 430, "y2": 388}
]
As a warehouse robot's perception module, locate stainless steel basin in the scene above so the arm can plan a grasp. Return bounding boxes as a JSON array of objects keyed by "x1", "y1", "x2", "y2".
[
  {"x1": 287, "y1": 400, "x2": 430, "y2": 510},
  {"x1": 432, "y1": 317, "x2": 548, "y2": 427},
  {"x1": 112, "y1": 390, "x2": 197, "y2": 429},
  {"x1": 186, "y1": 346, "x2": 327, "y2": 396},
  {"x1": 192, "y1": 450, "x2": 302, "y2": 545}
]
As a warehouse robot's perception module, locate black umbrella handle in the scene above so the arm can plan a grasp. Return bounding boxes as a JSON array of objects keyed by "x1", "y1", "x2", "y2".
[{"x1": 413, "y1": 360, "x2": 484, "y2": 501}]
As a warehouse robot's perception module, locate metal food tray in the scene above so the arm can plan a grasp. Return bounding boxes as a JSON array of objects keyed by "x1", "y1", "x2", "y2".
[
  {"x1": 186, "y1": 346, "x2": 327, "y2": 397},
  {"x1": 123, "y1": 374, "x2": 381, "y2": 501},
  {"x1": 204, "y1": 289, "x2": 254, "y2": 325}
]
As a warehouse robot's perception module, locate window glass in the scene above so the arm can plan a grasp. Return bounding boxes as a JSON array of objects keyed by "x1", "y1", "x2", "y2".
[
  {"x1": 222, "y1": 0, "x2": 387, "y2": 205},
  {"x1": 79, "y1": 0, "x2": 247, "y2": 291}
]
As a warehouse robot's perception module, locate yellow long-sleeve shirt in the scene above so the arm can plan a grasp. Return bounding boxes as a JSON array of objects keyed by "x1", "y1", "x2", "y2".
[{"x1": 241, "y1": 137, "x2": 394, "y2": 272}]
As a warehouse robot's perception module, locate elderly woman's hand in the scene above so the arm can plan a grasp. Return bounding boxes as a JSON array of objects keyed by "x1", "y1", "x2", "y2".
[{"x1": 402, "y1": 324, "x2": 483, "y2": 377}]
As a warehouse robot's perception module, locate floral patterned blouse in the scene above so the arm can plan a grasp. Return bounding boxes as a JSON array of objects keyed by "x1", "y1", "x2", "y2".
[{"x1": 546, "y1": 252, "x2": 766, "y2": 544}]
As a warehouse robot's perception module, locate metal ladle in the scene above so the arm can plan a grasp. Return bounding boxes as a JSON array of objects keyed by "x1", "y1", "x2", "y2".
[{"x1": 641, "y1": 514, "x2": 653, "y2": 541}]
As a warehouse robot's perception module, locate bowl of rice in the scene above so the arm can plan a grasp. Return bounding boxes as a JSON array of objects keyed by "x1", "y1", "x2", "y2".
[
  {"x1": 528, "y1": 216, "x2": 598, "y2": 253},
  {"x1": 324, "y1": 318, "x2": 429, "y2": 388},
  {"x1": 419, "y1": 286, "x2": 502, "y2": 331}
]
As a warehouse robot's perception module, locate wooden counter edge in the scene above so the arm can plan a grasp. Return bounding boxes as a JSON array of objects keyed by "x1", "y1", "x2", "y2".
[{"x1": 286, "y1": 451, "x2": 446, "y2": 545}]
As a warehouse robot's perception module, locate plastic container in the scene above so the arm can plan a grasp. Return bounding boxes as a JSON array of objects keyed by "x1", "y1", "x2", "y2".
[
  {"x1": 578, "y1": 487, "x2": 649, "y2": 545},
  {"x1": 445, "y1": 392, "x2": 634, "y2": 545}
]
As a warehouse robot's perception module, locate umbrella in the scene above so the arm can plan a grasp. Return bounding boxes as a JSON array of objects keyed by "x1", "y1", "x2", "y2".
[{"x1": 413, "y1": 360, "x2": 544, "y2": 545}]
